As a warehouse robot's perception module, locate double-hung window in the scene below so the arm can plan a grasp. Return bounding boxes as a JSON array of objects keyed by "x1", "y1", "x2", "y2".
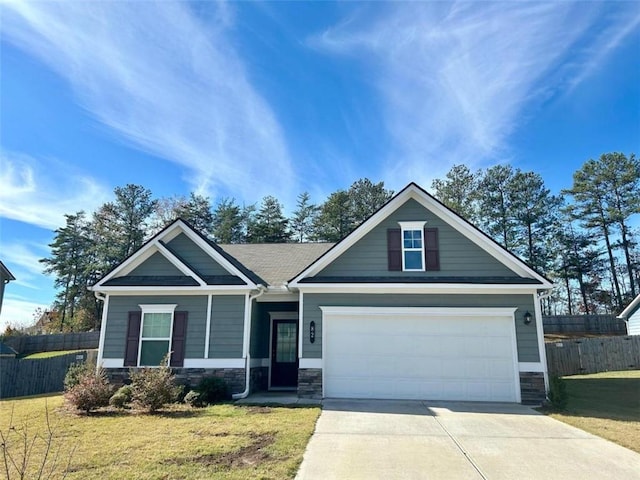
[
  {"x1": 138, "y1": 304, "x2": 177, "y2": 366},
  {"x1": 399, "y1": 221, "x2": 426, "y2": 271}
]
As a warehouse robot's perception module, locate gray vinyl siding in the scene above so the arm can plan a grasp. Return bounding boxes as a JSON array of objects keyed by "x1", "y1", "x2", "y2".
[
  {"x1": 302, "y1": 293, "x2": 539, "y2": 362},
  {"x1": 209, "y1": 295, "x2": 245, "y2": 358},
  {"x1": 319, "y1": 199, "x2": 517, "y2": 278},
  {"x1": 103, "y1": 295, "x2": 208, "y2": 359},
  {"x1": 167, "y1": 233, "x2": 230, "y2": 276},
  {"x1": 250, "y1": 302, "x2": 299, "y2": 358},
  {"x1": 129, "y1": 252, "x2": 183, "y2": 276}
]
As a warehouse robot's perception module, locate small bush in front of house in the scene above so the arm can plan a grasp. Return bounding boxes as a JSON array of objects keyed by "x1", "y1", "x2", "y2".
[
  {"x1": 548, "y1": 375, "x2": 568, "y2": 411},
  {"x1": 129, "y1": 363, "x2": 182, "y2": 413},
  {"x1": 65, "y1": 367, "x2": 113, "y2": 414},
  {"x1": 64, "y1": 361, "x2": 93, "y2": 390},
  {"x1": 109, "y1": 385, "x2": 134, "y2": 409},
  {"x1": 196, "y1": 376, "x2": 230, "y2": 404},
  {"x1": 183, "y1": 390, "x2": 205, "y2": 408}
]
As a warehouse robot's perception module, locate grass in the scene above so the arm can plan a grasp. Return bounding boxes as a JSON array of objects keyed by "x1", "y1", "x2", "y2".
[
  {"x1": 0, "y1": 394, "x2": 320, "y2": 479},
  {"x1": 546, "y1": 370, "x2": 640, "y2": 453},
  {"x1": 18, "y1": 350, "x2": 90, "y2": 359}
]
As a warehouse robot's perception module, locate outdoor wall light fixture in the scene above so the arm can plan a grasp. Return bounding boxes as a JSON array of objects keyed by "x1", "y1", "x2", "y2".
[{"x1": 523, "y1": 311, "x2": 532, "y2": 325}]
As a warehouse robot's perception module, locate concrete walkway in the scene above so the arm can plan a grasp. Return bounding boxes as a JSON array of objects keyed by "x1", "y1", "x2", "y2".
[{"x1": 295, "y1": 399, "x2": 640, "y2": 480}]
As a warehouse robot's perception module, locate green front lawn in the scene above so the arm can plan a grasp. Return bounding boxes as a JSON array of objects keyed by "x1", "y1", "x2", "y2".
[
  {"x1": 547, "y1": 370, "x2": 640, "y2": 453},
  {"x1": 19, "y1": 350, "x2": 89, "y2": 359},
  {"x1": 0, "y1": 395, "x2": 320, "y2": 479}
]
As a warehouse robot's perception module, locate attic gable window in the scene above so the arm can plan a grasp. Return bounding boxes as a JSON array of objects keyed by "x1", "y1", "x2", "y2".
[{"x1": 399, "y1": 222, "x2": 426, "y2": 271}]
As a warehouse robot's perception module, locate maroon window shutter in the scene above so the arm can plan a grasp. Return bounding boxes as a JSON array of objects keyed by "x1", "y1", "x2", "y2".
[
  {"x1": 387, "y1": 228, "x2": 402, "y2": 271},
  {"x1": 170, "y1": 311, "x2": 188, "y2": 367},
  {"x1": 424, "y1": 228, "x2": 440, "y2": 271},
  {"x1": 124, "y1": 312, "x2": 142, "y2": 366}
]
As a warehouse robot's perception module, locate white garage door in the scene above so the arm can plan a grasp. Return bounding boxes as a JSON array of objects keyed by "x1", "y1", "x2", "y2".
[{"x1": 322, "y1": 307, "x2": 520, "y2": 402}]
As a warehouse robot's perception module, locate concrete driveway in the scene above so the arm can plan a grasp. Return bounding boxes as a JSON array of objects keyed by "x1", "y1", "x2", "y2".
[{"x1": 295, "y1": 399, "x2": 640, "y2": 480}]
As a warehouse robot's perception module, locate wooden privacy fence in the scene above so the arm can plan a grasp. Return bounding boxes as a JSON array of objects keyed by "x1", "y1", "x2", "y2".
[
  {"x1": 0, "y1": 350, "x2": 97, "y2": 399},
  {"x1": 543, "y1": 315, "x2": 627, "y2": 335},
  {"x1": 546, "y1": 336, "x2": 640, "y2": 376},
  {"x1": 4, "y1": 331, "x2": 100, "y2": 355}
]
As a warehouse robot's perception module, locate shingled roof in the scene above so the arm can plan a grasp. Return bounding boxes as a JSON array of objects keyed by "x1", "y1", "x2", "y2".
[{"x1": 219, "y1": 243, "x2": 334, "y2": 287}]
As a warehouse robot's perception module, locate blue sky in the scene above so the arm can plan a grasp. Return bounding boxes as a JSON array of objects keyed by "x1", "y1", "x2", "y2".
[{"x1": 1, "y1": 1, "x2": 639, "y2": 329}]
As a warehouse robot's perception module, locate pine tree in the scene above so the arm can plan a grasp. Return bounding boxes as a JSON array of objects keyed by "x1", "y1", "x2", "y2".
[
  {"x1": 290, "y1": 192, "x2": 318, "y2": 242},
  {"x1": 431, "y1": 164, "x2": 480, "y2": 222},
  {"x1": 247, "y1": 196, "x2": 291, "y2": 243},
  {"x1": 212, "y1": 198, "x2": 245, "y2": 243},
  {"x1": 40, "y1": 212, "x2": 91, "y2": 331}
]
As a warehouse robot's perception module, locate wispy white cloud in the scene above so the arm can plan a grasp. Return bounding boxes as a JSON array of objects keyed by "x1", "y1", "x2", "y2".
[
  {"x1": 0, "y1": 151, "x2": 110, "y2": 229},
  {"x1": 0, "y1": 297, "x2": 48, "y2": 330},
  {"x1": 311, "y1": 2, "x2": 640, "y2": 189},
  {"x1": 2, "y1": 1, "x2": 294, "y2": 201},
  {"x1": 0, "y1": 241, "x2": 49, "y2": 288}
]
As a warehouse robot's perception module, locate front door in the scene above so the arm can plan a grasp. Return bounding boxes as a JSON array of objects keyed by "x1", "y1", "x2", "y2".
[{"x1": 271, "y1": 319, "x2": 298, "y2": 388}]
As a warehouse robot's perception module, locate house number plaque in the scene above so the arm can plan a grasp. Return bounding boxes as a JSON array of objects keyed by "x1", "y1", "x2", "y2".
[{"x1": 310, "y1": 321, "x2": 316, "y2": 343}]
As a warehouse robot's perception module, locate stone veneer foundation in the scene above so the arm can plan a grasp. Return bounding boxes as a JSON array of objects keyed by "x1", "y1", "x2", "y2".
[
  {"x1": 297, "y1": 368, "x2": 322, "y2": 398},
  {"x1": 519, "y1": 372, "x2": 546, "y2": 405},
  {"x1": 105, "y1": 368, "x2": 246, "y2": 395}
]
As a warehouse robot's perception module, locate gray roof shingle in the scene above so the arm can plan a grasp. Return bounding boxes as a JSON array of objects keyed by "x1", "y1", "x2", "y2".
[{"x1": 219, "y1": 243, "x2": 334, "y2": 287}]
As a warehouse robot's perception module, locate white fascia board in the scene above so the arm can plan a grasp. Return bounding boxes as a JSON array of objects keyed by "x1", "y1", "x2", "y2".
[
  {"x1": 409, "y1": 192, "x2": 552, "y2": 287},
  {"x1": 155, "y1": 241, "x2": 206, "y2": 286},
  {"x1": 93, "y1": 286, "x2": 254, "y2": 296},
  {"x1": 320, "y1": 306, "x2": 518, "y2": 317},
  {"x1": 95, "y1": 244, "x2": 160, "y2": 287},
  {"x1": 296, "y1": 283, "x2": 541, "y2": 295},
  {"x1": 172, "y1": 221, "x2": 257, "y2": 288},
  {"x1": 256, "y1": 291, "x2": 300, "y2": 302},
  {"x1": 618, "y1": 293, "x2": 640, "y2": 319},
  {"x1": 96, "y1": 221, "x2": 190, "y2": 286}
]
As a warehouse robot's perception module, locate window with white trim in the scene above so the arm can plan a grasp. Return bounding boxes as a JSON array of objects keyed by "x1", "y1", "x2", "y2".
[
  {"x1": 399, "y1": 221, "x2": 426, "y2": 271},
  {"x1": 138, "y1": 304, "x2": 177, "y2": 366}
]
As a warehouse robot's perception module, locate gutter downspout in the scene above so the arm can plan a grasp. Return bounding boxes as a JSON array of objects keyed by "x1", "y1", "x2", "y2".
[
  {"x1": 93, "y1": 290, "x2": 107, "y2": 371},
  {"x1": 232, "y1": 284, "x2": 266, "y2": 400},
  {"x1": 537, "y1": 289, "x2": 553, "y2": 393}
]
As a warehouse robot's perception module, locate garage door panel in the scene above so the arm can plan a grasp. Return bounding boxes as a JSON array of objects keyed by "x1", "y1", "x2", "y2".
[{"x1": 323, "y1": 310, "x2": 519, "y2": 402}]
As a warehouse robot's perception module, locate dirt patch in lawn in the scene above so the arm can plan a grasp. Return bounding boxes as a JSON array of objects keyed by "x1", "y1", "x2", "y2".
[
  {"x1": 167, "y1": 433, "x2": 276, "y2": 468},
  {"x1": 247, "y1": 406, "x2": 272, "y2": 414}
]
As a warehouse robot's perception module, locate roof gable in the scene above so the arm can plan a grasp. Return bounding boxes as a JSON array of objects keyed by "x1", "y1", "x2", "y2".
[
  {"x1": 618, "y1": 294, "x2": 640, "y2": 319},
  {"x1": 93, "y1": 219, "x2": 257, "y2": 290},
  {"x1": 289, "y1": 183, "x2": 553, "y2": 288}
]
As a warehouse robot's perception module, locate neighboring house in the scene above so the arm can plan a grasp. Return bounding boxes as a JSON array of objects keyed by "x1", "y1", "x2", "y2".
[
  {"x1": 617, "y1": 294, "x2": 640, "y2": 335},
  {"x1": 91, "y1": 183, "x2": 553, "y2": 404},
  {"x1": 0, "y1": 261, "x2": 16, "y2": 316}
]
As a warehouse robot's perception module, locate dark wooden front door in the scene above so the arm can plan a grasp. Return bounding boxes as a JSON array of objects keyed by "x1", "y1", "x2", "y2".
[{"x1": 271, "y1": 319, "x2": 298, "y2": 388}]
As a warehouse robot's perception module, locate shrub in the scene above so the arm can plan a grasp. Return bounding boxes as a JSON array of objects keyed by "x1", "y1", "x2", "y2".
[
  {"x1": 184, "y1": 390, "x2": 205, "y2": 408},
  {"x1": 64, "y1": 368, "x2": 113, "y2": 413},
  {"x1": 129, "y1": 363, "x2": 182, "y2": 413},
  {"x1": 196, "y1": 376, "x2": 230, "y2": 404},
  {"x1": 109, "y1": 385, "x2": 134, "y2": 409},
  {"x1": 548, "y1": 375, "x2": 568, "y2": 411},
  {"x1": 64, "y1": 361, "x2": 93, "y2": 390}
]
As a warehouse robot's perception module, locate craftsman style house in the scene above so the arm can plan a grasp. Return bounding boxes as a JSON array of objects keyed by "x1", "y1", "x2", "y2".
[{"x1": 92, "y1": 183, "x2": 552, "y2": 404}]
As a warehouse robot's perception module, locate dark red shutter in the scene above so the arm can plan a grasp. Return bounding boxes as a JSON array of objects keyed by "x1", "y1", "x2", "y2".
[
  {"x1": 387, "y1": 228, "x2": 402, "y2": 271},
  {"x1": 170, "y1": 311, "x2": 188, "y2": 367},
  {"x1": 424, "y1": 228, "x2": 440, "y2": 271},
  {"x1": 124, "y1": 311, "x2": 142, "y2": 366}
]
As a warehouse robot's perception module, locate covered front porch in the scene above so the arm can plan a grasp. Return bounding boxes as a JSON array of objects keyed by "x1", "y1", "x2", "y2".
[{"x1": 249, "y1": 300, "x2": 301, "y2": 394}]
